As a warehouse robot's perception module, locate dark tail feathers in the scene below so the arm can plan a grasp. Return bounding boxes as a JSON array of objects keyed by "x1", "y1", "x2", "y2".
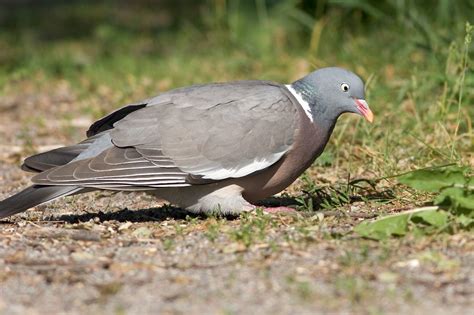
[{"x1": 0, "y1": 185, "x2": 82, "y2": 219}]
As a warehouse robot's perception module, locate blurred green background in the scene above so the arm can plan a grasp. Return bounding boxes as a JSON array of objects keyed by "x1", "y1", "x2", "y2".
[{"x1": 0, "y1": 0, "x2": 472, "y2": 175}]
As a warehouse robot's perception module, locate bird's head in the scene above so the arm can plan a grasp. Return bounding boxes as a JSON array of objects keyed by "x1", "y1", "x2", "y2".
[{"x1": 290, "y1": 67, "x2": 373, "y2": 125}]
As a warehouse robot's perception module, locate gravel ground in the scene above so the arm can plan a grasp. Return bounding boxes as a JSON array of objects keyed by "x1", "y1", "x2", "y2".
[{"x1": 1, "y1": 152, "x2": 473, "y2": 315}]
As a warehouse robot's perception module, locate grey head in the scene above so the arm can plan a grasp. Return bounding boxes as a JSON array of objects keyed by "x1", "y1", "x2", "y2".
[{"x1": 289, "y1": 67, "x2": 373, "y2": 128}]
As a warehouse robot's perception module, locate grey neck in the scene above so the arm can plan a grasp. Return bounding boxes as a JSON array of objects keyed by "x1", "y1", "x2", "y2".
[
  {"x1": 292, "y1": 79, "x2": 317, "y2": 103},
  {"x1": 291, "y1": 80, "x2": 339, "y2": 130}
]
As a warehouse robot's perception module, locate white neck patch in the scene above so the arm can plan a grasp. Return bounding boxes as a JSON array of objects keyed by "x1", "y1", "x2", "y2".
[{"x1": 285, "y1": 84, "x2": 313, "y2": 122}]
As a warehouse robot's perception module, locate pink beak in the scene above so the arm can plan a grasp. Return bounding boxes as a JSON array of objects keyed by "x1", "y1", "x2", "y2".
[{"x1": 354, "y1": 98, "x2": 374, "y2": 123}]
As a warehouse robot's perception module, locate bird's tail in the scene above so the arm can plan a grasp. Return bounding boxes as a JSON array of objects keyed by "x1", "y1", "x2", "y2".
[{"x1": 0, "y1": 185, "x2": 82, "y2": 219}]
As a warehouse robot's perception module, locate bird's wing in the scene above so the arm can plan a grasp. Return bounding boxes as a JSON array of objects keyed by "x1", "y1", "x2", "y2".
[
  {"x1": 32, "y1": 81, "x2": 299, "y2": 188},
  {"x1": 86, "y1": 103, "x2": 147, "y2": 137},
  {"x1": 21, "y1": 133, "x2": 108, "y2": 173}
]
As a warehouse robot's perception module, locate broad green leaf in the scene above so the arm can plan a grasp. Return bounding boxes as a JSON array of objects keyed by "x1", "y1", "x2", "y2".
[
  {"x1": 412, "y1": 225, "x2": 427, "y2": 238},
  {"x1": 399, "y1": 168, "x2": 466, "y2": 192},
  {"x1": 435, "y1": 187, "x2": 474, "y2": 210},
  {"x1": 354, "y1": 207, "x2": 442, "y2": 240},
  {"x1": 454, "y1": 194, "x2": 474, "y2": 210},
  {"x1": 412, "y1": 209, "x2": 449, "y2": 227},
  {"x1": 354, "y1": 212, "x2": 409, "y2": 240},
  {"x1": 456, "y1": 214, "x2": 474, "y2": 228}
]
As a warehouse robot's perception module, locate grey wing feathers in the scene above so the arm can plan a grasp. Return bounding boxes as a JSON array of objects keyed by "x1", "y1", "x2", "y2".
[
  {"x1": 112, "y1": 81, "x2": 298, "y2": 180},
  {"x1": 32, "y1": 146, "x2": 190, "y2": 188},
  {"x1": 21, "y1": 134, "x2": 106, "y2": 173},
  {"x1": 0, "y1": 185, "x2": 82, "y2": 219},
  {"x1": 31, "y1": 81, "x2": 298, "y2": 188},
  {"x1": 86, "y1": 103, "x2": 147, "y2": 137}
]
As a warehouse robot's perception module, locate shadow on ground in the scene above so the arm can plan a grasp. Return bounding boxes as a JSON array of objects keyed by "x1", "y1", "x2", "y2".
[
  {"x1": 46, "y1": 186, "x2": 394, "y2": 224},
  {"x1": 49, "y1": 196, "x2": 301, "y2": 223},
  {"x1": 50, "y1": 206, "x2": 202, "y2": 223}
]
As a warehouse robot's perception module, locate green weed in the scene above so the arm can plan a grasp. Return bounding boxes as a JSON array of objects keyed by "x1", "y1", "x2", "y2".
[{"x1": 355, "y1": 165, "x2": 473, "y2": 240}]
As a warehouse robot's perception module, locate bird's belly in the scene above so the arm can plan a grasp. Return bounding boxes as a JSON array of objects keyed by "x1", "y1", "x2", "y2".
[
  {"x1": 238, "y1": 104, "x2": 331, "y2": 202},
  {"x1": 151, "y1": 183, "x2": 253, "y2": 214},
  {"x1": 238, "y1": 143, "x2": 323, "y2": 203}
]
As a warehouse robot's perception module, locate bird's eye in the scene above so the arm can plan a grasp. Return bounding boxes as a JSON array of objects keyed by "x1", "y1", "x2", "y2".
[{"x1": 341, "y1": 83, "x2": 350, "y2": 92}]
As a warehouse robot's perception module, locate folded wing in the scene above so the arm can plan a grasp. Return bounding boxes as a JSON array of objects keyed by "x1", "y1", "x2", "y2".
[{"x1": 33, "y1": 81, "x2": 299, "y2": 189}]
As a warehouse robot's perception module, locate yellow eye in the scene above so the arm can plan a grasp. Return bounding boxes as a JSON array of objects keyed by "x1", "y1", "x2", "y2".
[{"x1": 341, "y1": 83, "x2": 350, "y2": 92}]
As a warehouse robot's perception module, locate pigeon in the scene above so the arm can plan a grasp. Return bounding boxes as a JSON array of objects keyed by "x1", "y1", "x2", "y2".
[{"x1": 0, "y1": 67, "x2": 373, "y2": 219}]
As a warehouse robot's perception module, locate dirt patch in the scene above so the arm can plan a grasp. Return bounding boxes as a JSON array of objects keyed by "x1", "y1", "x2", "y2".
[{"x1": 1, "y1": 170, "x2": 473, "y2": 314}]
